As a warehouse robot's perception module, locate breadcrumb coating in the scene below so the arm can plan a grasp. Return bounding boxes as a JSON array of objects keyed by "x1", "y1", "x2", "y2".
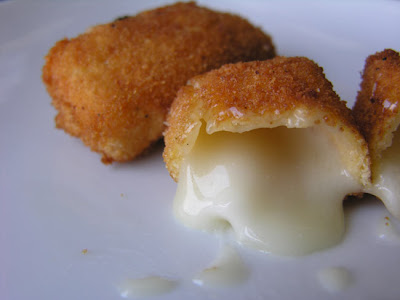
[
  {"x1": 42, "y1": 2, "x2": 275, "y2": 163},
  {"x1": 163, "y1": 57, "x2": 370, "y2": 185},
  {"x1": 353, "y1": 49, "x2": 400, "y2": 172}
]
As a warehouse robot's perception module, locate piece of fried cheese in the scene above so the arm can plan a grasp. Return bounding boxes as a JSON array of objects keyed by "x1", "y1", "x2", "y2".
[
  {"x1": 164, "y1": 57, "x2": 370, "y2": 256},
  {"x1": 353, "y1": 49, "x2": 400, "y2": 219},
  {"x1": 42, "y1": 2, "x2": 275, "y2": 164}
]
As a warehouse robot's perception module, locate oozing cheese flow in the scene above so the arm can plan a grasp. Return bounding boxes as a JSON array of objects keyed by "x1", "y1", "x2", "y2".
[
  {"x1": 368, "y1": 129, "x2": 400, "y2": 219},
  {"x1": 174, "y1": 126, "x2": 362, "y2": 256}
]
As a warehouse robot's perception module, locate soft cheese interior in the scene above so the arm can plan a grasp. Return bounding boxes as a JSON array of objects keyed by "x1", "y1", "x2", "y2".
[
  {"x1": 368, "y1": 129, "x2": 400, "y2": 219},
  {"x1": 174, "y1": 125, "x2": 362, "y2": 256}
]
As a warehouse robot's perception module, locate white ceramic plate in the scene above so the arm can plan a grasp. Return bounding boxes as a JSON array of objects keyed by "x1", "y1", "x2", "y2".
[{"x1": 1, "y1": 1, "x2": 400, "y2": 299}]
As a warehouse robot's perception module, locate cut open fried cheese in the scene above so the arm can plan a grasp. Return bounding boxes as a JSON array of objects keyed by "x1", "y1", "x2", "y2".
[
  {"x1": 353, "y1": 49, "x2": 400, "y2": 219},
  {"x1": 164, "y1": 57, "x2": 370, "y2": 256}
]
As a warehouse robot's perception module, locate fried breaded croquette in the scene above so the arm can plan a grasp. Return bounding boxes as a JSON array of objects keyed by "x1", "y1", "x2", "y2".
[
  {"x1": 353, "y1": 49, "x2": 400, "y2": 219},
  {"x1": 353, "y1": 49, "x2": 400, "y2": 165},
  {"x1": 163, "y1": 57, "x2": 370, "y2": 255},
  {"x1": 164, "y1": 57, "x2": 370, "y2": 185},
  {"x1": 42, "y1": 2, "x2": 276, "y2": 163}
]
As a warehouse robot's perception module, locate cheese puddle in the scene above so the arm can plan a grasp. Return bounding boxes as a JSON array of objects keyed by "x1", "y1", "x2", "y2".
[
  {"x1": 174, "y1": 126, "x2": 361, "y2": 256},
  {"x1": 317, "y1": 266, "x2": 353, "y2": 292},
  {"x1": 367, "y1": 129, "x2": 400, "y2": 219},
  {"x1": 117, "y1": 276, "x2": 178, "y2": 298}
]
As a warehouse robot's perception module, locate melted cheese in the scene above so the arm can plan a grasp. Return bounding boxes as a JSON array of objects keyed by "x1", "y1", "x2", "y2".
[
  {"x1": 117, "y1": 276, "x2": 178, "y2": 298},
  {"x1": 174, "y1": 126, "x2": 361, "y2": 256},
  {"x1": 192, "y1": 244, "x2": 248, "y2": 287},
  {"x1": 317, "y1": 266, "x2": 353, "y2": 292},
  {"x1": 368, "y1": 129, "x2": 400, "y2": 219}
]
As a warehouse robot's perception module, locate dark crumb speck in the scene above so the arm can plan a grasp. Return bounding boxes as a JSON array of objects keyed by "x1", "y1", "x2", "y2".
[{"x1": 115, "y1": 15, "x2": 130, "y2": 22}]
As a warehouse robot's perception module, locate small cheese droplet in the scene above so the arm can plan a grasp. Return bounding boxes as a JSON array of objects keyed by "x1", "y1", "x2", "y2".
[
  {"x1": 117, "y1": 276, "x2": 178, "y2": 298},
  {"x1": 317, "y1": 266, "x2": 353, "y2": 292}
]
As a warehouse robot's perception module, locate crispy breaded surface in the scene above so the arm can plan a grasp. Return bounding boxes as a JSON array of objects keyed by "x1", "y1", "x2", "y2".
[
  {"x1": 353, "y1": 49, "x2": 400, "y2": 166},
  {"x1": 42, "y1": 2, "x2": 275, "y2": 164},
  {"x1": 163, "y1": 57, "x2": 370, "y2": 184}
]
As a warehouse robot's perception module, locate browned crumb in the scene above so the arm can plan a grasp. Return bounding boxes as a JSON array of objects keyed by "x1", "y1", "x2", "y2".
[
  {"x1": 42, "y1": 2, "x2": 275, "y2": 163},
  {"x1": 163, "y1": 57, "x2": 370, "y2": 185},
  {"x1": 81, "y1": 248, "x2": 88, "y2": 254},
  {"x1": 353, "y1": 49, "x2": 400, "y2": 168}
]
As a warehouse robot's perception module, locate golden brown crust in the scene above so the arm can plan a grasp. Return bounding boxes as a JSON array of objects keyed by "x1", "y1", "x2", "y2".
[
  {"x1": 42, "y1": 2, "x2": 275, "y2": 163},
  {"x1": 353, "y1": 49, "x2": 400, "y2": 169},
  {"x1": 163, "y1": 57, "x2": 370, "y2": 185}
]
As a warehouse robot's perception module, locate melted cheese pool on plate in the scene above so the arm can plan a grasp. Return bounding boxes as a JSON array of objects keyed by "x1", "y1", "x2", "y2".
[{"x1": 174, "y1": 126, "x2": 362, "y2": 256}]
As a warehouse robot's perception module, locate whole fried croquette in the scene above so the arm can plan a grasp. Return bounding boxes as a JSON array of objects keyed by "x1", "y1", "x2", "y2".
[{"x1": 42, "y1": 2, "x2": 276, "y2": 164}]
